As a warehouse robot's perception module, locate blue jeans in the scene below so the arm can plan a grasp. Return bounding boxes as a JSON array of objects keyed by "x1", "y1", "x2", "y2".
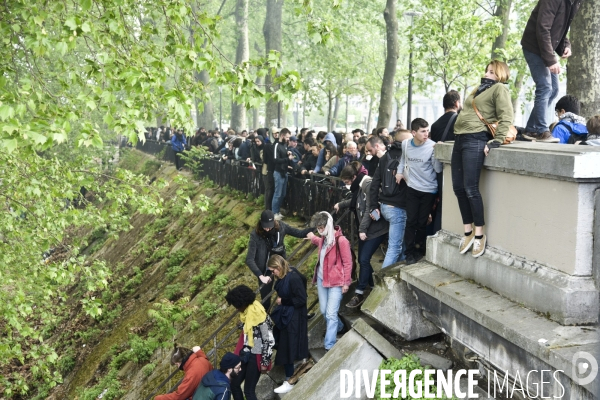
[
  {"x1": 523, "y1": 48, "x2": 559, "y2": 134},
  {"x1": 317, "y1": 277, "x2": 344, "y2": 350},
  {"x1": 380, "y1": 204, "x2": 407, "y2": 268},
  {"x1": 356, "y1": 233, "x2": 388, "y2": 293},
  {"x1": 272, "y1": 171, "x2": 288, "y2": 214}
]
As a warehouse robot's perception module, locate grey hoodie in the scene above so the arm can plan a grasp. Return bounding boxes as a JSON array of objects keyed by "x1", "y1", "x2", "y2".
[{"x1": 398, "y1": 138, "x2": 442, "y2": 194}]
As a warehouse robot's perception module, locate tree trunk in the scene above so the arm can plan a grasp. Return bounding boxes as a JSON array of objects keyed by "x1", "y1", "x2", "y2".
[
  {"x1": 327, "y1": 90, "x2": 333, "y2": 131},
  {"x1": 366, "y1": 96, "x2": 374, "y2": 133},
  {"x1": 263, "y1": 0, "x2": 284, "y2": 128},
  {"x1": 196, "y1": 70, "x2": 215, "y2": 129},
  {"x1": 568, "y1": 0, "x2": 600, "y2": 117},
  {"x1": 252, "y1": 76, "x2": 261, "y2": 129},
  {"x1": 491, "y1": 0, "x2": 513, "y2": 59},
  {"x1": 376, "y1": 0, "x2": 398, "y2": 129},
  {"x1": 230, "y1": 0, "x2": 249, "y2": 132},
  {"x1": 332, "y1": 95, "x2": 341, "y2": 131},
  {"x1": 512, "y1": 71, "x2": 526, "y2": 120}
]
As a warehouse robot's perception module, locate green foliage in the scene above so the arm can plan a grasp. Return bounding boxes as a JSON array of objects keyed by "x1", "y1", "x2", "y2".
[
  {"x1": 244, "y1": 206, "x2": 255, "y2": 216},
  {"x1": 284, "y1": 236, "x2": 300, "y2": 252},
  {"x1": 254, "y1": 195, "x2": 265, "y2": 206},
  {"x1": 212, "y1": 274, "x2": 229, "y2": 297},
  {"x1": 220, "y1": 215, "x2": 237, "y2": 229},
  {"x1": 200, "y1": 301, "x2": 220, "y2": 318},
  {"x1": 146, "y1": 246, "x2": 169, "y2": 263},
  {"x1": 166, "y1": 265, "x2": 183, "y2": 282},
  {"x1": 147, "y1": 217, "x2": 170, "y2": 234},
  {"x1": 375, "y1": 355, "x2": 457, "y2": 399},
  {"x1": 148, "y1": 297, "x2": 198, "y2": 344},
  {"x1": 232, "y1": 236, "x2": 250, "y2": 255},
  {"x1": 168, "y1": 249, "x2": 190, "y2": 267},
  {"x1": 141, "y1": 363, "x2": 156, "y2": 377},
  {"x1": 56, "y1": 351, "x2": 76, "y2": 376},
  {"x1": 192, "y1": 264, "x2": 219, "y2": 284},
  {"x1": 164, "y1": 284, "x2": 183, "y2": 301},
  {"x1": 80, "y1": 369, "x2": 124, "y2": 400},
  {"x1": 140, "y1": 160, "x2": 162, "y2": 176},
  {"x1": 123, "y1": 267, "x2": 143, "y2": 294},
  {"x1": 202, "y1": 208, "x2": 228, "y2": 227}
]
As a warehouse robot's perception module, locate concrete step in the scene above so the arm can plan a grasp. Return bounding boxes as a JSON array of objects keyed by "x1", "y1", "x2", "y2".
[
  {"x1": 309, "y1": 347, "x2": 327, "y2": 363},
  {"x1": 401, "y1": 261, "x2": 600, "y2": 398}
]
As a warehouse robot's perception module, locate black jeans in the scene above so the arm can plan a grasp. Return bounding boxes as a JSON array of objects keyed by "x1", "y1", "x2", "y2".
[
  {"x1": 231, "y1": 352, "x2": 260, "y2": 400},
  {"x1": 404, "y1": 187, "x2": 437, "y2": 256},
  {"x1": 173, "y1": 151, "x2": 183, "y2": 170},
  {"x1": 451, "y1": 133, "x2": 487, "y2": 227},
  {"x1": 356, "y1": 233, "x2": 387, "y2": 293},
  {"x1": 263, "y1": 171, "x2": 274, "y2": 211}
]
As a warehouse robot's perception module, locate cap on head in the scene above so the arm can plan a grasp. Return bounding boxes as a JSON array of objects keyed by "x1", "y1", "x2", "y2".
[
  {"x1": 260, "y1": 210, "x2": 275, "y2": 229},
  {"x1": 289, "y1": 136, "x2": 298, "y2": 142},
  {"x1": 220, "y1": 352, "x2": 241, "y2": 370}
]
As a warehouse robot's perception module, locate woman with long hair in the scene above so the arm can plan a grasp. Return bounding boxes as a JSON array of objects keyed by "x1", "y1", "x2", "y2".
[
  {"x1": 226, "y1": 285, "x2": 275, "y2": 400},
  {"x1": 334, "y1": 162, "x2": 388, "y2": 308},
  {"x1": 246, "y1": 210, "x2": 312, "y2": 310},
  {"x1": 267, "y1": 255, "x2": 309, "y2": 394},
  {"x1": 306, "y1": 211, "x2": 352, "y2": 350},
  {"x1": 452, "y1": 60, "x2": 514, "y2": 258}
]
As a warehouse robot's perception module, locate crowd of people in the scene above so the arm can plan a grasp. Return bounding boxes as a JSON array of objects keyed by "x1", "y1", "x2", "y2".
[{"x1": 152, "y1": 0, "x2": 600, "y2": 395}]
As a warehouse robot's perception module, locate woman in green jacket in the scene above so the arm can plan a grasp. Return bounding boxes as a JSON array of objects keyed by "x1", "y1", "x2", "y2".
[{"x1": 451, "y1": 60, "x2": 513, "y2": 258}]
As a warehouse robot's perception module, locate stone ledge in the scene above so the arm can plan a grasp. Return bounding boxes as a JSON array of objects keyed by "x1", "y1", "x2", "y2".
[
  {"x1": 434, "y1": 141, "x2": 600, "y2": 182},
  {"x1": 426, "y1": 230, "x2": 599, "y2": 325},
  {"x1": 401, "y1": 262, "x2": 600, "y2": 398}
]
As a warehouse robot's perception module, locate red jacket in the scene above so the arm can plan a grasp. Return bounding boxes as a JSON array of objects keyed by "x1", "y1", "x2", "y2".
[
  {"x1": 155, "y1": 350, "x2": 213, "y2": 400},
  {"x1": 311, "y1": 226, "x2": 353, "y2": 288}
]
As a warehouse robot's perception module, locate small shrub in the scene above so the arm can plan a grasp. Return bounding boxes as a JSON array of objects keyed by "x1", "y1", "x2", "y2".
[
  {"x1": 189, "y1": 320, "x2": 201, "y2": 331},
  {"x1": 232, "y1": 236, "x2": 249, "y2": 255},
  {"x1": 192, "y1": 264, "x2": 218, "y2": 284},
  {"x1": 254, "y1": 195, "x2": 264, "y2": 206},
  {"x1": 141, "y1": 362, "x2": 156, "y2": 377},
  {"x1": 212, "y1": 274, "x2": 229, "y2": 297},
  {"x1": 141, "y1": 160, "x2": 161, "y2": 176},
  {"x1": 80, "y1": 369, "x2": 125, "y2": 400},
  {"x1": 284, "y1": 236, "x2": 299, "y2": 252},
  {"x1": 57, "y1": 351, "x2": 76, "y2": 375},
  {"x1": 166, "y1": 265, "x2": 183, "y2": 281},
  {"x1": 220, "y1": 215, "x2": 237, "y2": 228},
  {"x1": 244, "y1": 206, "x2": 254, "y2": 216},
  {"x1": 164, "y1": 284, "x2": 183, "y2": 300},
  {"x1": 123, "y1": 267, "x2": 143, "y2": 293},
  {"x1": 168, "y1": 249, "x2": 190, "y2": 267},
  {"x1": 202, "y1": 209, "x2": 227, "y2": 227},
  {"x1": 201, "y1": 301, "x2": 219, "y2": 318}
]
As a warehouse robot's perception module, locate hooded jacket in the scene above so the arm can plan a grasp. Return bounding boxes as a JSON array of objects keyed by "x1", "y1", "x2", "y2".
[
  {"x1": 156, "y1": 350, "x2": 212, "y2": 400},
  {"x1": 551, "y1": 113, "x2": 588, "y2": 144},
  {"x1": 171, "y1": 134, "x2": 187, "y2": 152},
  {"x1": 314, "y1": 132, "x2": 338, "y2": 173},
  {"x1": 193, "y1": 370, "x2": 231, "y2": 400},
  {"x1": 310, "y1": 226, "x2": 352, "y2": 288}
]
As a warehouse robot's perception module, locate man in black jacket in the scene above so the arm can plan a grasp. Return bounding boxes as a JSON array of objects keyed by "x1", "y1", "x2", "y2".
[
  {"x1": 368, "y1": 132, "x2": 412, "y2": 268},
  {"x1": 521, "y1": 0, "x2": 582, "y2": 142},
  {"x1": 272, "y1": 128, "x2": 292, "y2": 220}
]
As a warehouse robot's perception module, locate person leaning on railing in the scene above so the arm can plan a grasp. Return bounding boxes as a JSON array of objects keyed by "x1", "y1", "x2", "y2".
[{"x1": 154, "y1": 345, "x2": 212, "y2": 400}]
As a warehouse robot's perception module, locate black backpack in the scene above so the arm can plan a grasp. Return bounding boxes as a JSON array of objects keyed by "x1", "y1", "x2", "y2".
[
  {"x1": 557, "y1": 122, "x2": 588, "y2": 144},
  {"x1": 381, "y1": 153, "x2": 402, "y2": 197}
]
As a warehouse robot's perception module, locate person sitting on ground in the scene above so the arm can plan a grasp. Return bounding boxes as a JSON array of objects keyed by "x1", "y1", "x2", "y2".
[
  {"x1": 397, "y1": 118, "x2": 443, "y2": 265},
  {"x1": 155, "y1": 345, "x2": 212, "y2": 400},
  {"x1": 246, "y1": 210, "x2": 312, "y2": 310},
  {"x1": 193, "y1": 352, "x2": 241, "y2": 400},
  {"x1": 551, "y1": 95, "x2": 588, "y2": 144},
  {"x1": 306, "y1": 212, "x2": 352, "y2": 351},
  {"x1": 226, "y1": 285, "x2": 275, "y2": 400},
  {"x1": 334, "y1": 162, "x2": 388, "y2": 308},
  {"x1": 579, "y1": 115, "x2": 600, "y2": 146},
  {"x1": 325, "y1": 141, "x2": 360, "y2": 177},
  {"x1": 267, "y1": 255, "x2": 309, "y2": 394}
]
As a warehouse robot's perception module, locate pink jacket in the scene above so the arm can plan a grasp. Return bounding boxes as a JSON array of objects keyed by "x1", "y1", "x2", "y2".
[{"x1": 311, "y1": 226, "x2": 353, "y2": 288}]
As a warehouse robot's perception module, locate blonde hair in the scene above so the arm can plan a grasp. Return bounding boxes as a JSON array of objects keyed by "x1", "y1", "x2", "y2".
[
  {"x1": 486, "y1": 60, "x2": 510, "y2": 83},
  {"x1": 267, "y1": 254, "x2": 290, "y2": 279}
]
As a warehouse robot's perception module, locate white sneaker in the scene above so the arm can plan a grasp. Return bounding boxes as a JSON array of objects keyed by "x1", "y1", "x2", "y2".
[
  {"x1": 274, "y1": 213, "x2": 284, "y2": 221},
  {"x1": 274, "y1": 381, "x2": 294, "y2": 394}
]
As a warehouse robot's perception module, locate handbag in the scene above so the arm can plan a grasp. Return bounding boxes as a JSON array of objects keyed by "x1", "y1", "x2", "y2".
[
  {"x1": 471, "y1": 98, "x2": 517, "y2": 144},
  {"x1": 270, "y1": 304, "x2": 294, "y2": 329}
]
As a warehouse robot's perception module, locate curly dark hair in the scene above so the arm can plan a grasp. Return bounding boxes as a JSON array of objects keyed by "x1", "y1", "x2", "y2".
[{"x1": 225, "y1": 285, "x2": 256, "y2": 310}]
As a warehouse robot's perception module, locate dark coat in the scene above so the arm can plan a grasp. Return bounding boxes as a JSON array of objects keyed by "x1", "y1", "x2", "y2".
[
  {"x1": 273, "y1": 268, "x2": 309, "y2": 366},
  {"x1": 338, "y1": 176, "x2": 389, "y2": 240},
  {"x1": 246, "y1": 222, "x2": 313, "y2": 278},
  {"x1": 521, "y1": 0, "x2": 583, "y2": 67},
  {"x1": 369, "y1": 142, "x2": 408, "y2": 210}
]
